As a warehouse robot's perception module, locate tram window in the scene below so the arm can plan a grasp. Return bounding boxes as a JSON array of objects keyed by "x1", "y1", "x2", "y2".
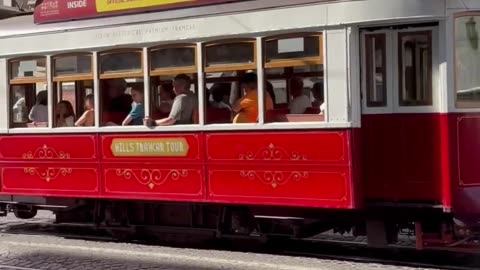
[
  {"x1": 9, "y1": 58, "x2": 49, "y2": 128},
  {"x1": 147, "y1": 44, "x2": 199, "y2": 127},
  {"x1": 100, "y1": 51, "x2": 142, "y2": 75},
  {"x1": 52, "y1": 53, "x2": 95, "y2": 128},
  {"x1": 455, "y1": 15, "x2": 480, "y2": 108},
  {"x1": 398, "y1": 31, "x2": 432, "y2": 106},
  {"x1": 205, "y1": 41, "x2": 255, "y2": 69},
  {"x1": 53, "y1": 80, "x2": 94, "y2": 127},
  {"x1": 151, "y1": 46, "x2": 196, "y2": 70},
  {"x1": 54, "y1": 55, "x2": 91, "y2": 76},
  {"x1": 100, "y1": 78, "x2": 144, "y2": 126},
  {"x1": 364, "y1": 34, "x2": 387, "y2": 107},
  {"x1": 10, "y1": 58, "x2": 46, "y2": 80},
  {"x1": 265, "y1": 35, "x2": 321, "y2": 63},
  {"x1": 263, "y1": 34, "x2": 324, "y2": 123},
  {"x1": 149, "y1": 74, "x2": 197, "y2": 125},
  {"x1": 202, "y1": 40, "x2": 257, "y2": 125}
]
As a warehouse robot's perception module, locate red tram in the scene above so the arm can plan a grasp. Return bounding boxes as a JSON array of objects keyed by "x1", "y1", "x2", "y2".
[{"x1": 0, "y1": 0, "x2": 479, "y2": 252}]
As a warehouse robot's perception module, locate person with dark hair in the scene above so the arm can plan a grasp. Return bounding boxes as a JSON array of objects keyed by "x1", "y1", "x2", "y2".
[
  {"x1": 232, "y1": 72, "x2": 273, "y2": 123},
  {"x1": 75, "y1": 94, "x2": 94, "y2": 127},
  {"x1": 266, "y1": 81, "x2": 276, "y2": 106},
  {"x1": 55, "y1": 100, "x2": 75, "y2": 127},
  {"x1": 289, "y1": 76, "x2": 310, "y2": 114},
  {"x1": 144, "y1": 74, "x2": 196, "y2": 126},
  {"x1": 158, "y1": 82, "x2": 176, "y2": 114},
  {"x1": 122, "y1": 86, "x2": 144, "y2": 126},
  {"x1": 29, "y1": 90, "x2": 48, "y2": 123},
  {"x1": 311, "y1": 82, "x2": 325, "y2": 114},
  {"x1": 104, "y1": 78, "x2": 132, "y2": 115},
  {"x1": 210, "y1": 83, "x2": 231, "y2": 110}
]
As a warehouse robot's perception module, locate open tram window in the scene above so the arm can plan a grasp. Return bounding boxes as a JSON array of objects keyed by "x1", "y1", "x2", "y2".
[
  {"x1": 398, "y1": 31, "x2": 432, "y2": 106},
  {"x1": 147, "y1": 44, "x2": 199, "y2": 126},
  {"x1": 203, "y1": 39, "x2": 258, "y2": 124},
  {"x1": 9, "y1": 57, "x2": 48, "y2": 128},
  {"x1": 52, "y1": 53, "x2": 94, "y2": 127},
  {"x1": 99, "y1": 50, "x2": 144, "y2": 126},
  {"x1": 263, "y1": 33, "x2": 324, "y2": 123},
  {"x1": 455, "y1": 15, "x2": 480, "y2": 108}
]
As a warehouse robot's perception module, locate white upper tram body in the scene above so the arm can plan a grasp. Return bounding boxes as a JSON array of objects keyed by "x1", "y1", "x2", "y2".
[{"x1": 0, "y1": 0, "x2": 478, "y2": 134}]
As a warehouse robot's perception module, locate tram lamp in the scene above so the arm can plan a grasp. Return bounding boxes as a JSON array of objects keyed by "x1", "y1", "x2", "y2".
[{"x1": 466, "y1": 17, "x2": 478, "y2": 50}]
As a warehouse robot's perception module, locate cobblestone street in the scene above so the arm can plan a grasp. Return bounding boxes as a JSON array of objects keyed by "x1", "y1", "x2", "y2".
[{"x1": 0, "y1": 211, "x2": 443, "y2": 270}]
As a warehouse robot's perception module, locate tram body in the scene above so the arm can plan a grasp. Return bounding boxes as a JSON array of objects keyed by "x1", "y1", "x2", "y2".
[{"x1": 0, "y1": 0, "x2": 478, "y2": 252}]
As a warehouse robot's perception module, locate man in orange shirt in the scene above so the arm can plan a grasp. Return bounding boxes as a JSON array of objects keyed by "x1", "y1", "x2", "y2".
[{"x1": 232, "y1": 72, "x2": 273, "y2": 123}]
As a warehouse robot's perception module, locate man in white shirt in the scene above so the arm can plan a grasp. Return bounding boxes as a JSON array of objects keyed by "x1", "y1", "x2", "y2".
[{"x1": 289, "y1": 77, "x2": 311, "y2": 114}]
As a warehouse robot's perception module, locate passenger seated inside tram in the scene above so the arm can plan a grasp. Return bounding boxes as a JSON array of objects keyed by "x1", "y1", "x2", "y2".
[
  {"x1": 266, "y1": 81, "x2": 276, "y2": 106},
  {"x1": 157, "y1": 82, "x2": 175, "y2": 114},
  {"x1": 75, "y1": 94, "x2": 94, "y2": 127},
  {"x1": 55, "y1": 101, "x2": 75, "y2": 127},
  {"x1": 311, "y1": 82, "x2": 325, "y2": 114},
  {"x1": 289, "y1": 76, "x2": 310, "y2": 114},
  {"x1": 232, "y1": 72, "x2": 273, "y2": 123},
  {"x1": 144, "y1": 74, "x2": 196, "y2": 126},
  {"x1": 29, "y1": 90, "x2": 48, "y2": 123},
  {"x1": 122, "y1": 86, "x2": 144, "y2": 126},
  {"x1": 103, "y1": 78, "x2": 132, "y2": 115},
  {"x1": 210, "y1": 83, "x2": 231, "y2": 111}
]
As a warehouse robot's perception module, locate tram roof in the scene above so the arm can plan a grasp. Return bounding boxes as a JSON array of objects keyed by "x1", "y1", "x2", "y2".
[
  {"x1": 0, "y1": 0, "x2": 449, "y2": 39},
  {"x1": 0, "y1": 0, "x2": 327, "y2": 39}
]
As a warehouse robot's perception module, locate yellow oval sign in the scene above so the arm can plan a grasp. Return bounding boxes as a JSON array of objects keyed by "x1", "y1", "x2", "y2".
[{"x1": 110, "y1": 138, "x2": 189, "y2": 157}]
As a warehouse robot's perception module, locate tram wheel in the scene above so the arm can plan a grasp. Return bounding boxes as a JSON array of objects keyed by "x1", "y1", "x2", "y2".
[
  {"x1": 13, "y1": 206, "x2": 37, "y2": 219},
  {"x1": 107, "y1": 228, "x2": 133, "y2": 241}
]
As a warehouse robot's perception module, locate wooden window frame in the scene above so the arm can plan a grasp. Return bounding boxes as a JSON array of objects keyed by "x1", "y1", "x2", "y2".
[
  {"x1": 263, "y1": 32, "x2": 323, "y2": 69},
  {"x1": 398, "y1": 31, "x2": 433, "y2": 107},
  {"x1": 9, "y1": 56, "x2": 47, "y2": 85},
  {"x1": 149, "y1": 43, "x2": 197, "y2": 76},
  {"x1": 365, "y1": 33, "x2": 387, "y2": 107},
  {"x1": 52, "y1": 52, "x2": 94, "y2": 82},
  {"x1": 98, "y1": 49, "x2": 144, "y2": 79},
  {"x1": 454, "y1": 12, "x2": 480, "y2": 109},
  {"x1": 204, "y1": 39, "x2": 257, "y2": 73}
]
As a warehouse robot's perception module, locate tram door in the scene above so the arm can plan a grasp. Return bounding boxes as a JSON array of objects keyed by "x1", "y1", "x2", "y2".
[{"x1": 359, "y1": 25, "x2": 443, "y2": 203}]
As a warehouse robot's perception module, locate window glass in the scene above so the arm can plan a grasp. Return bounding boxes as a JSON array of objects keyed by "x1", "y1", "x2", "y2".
[
  {"x1": 54, "y1": 55, "x2": 92, "y2": 76},
  {"x1": 10, "y1": 83, "x2": 49, "y2": 128},
  {"x1": 266, "y1": 35, "x2": 321, "y2": 62},
  {"x1": 10, "y1": 58, "x2": 46, "y2": 79},
  {"x1": 203, "y1": 71, "x2": 261, "y2": 125},
  {"x1": 100, "y1": 78, "x2": 144, "y2": 126},
  {"x1": 206, "y1": 42, "x2": 254, "y2": 66},
  {"x1": 365, "y1": 34, "x2": 387, "y2": 107},
  {"x1": 455, "y1": 16, "x2": 480, "y2": 108},
  {"x1": 151, "y1": 47, "x2": 195, "y2": 70},
  {"x1": 54, "y1": 80, "x2": 94, "y2": 128},
  {"x1": 149, "y1": 74, "x2": 197, "y2": 125},
  {"x1": 398, "y1": 31, "x2": 432, "y2": 106},
  {"x1": 100, "y1": 52, "x2": 141, "y2": 74}
]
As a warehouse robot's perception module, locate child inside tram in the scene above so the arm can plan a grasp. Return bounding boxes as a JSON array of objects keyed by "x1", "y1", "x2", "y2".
[
  {"x1": 122, "y1": 86, "x2": 145, "y2": 126},
  {"x1": 75, "y1": 94, "x2": 94, "y2": 127},
  {"x1": 55, "y1": 100, "x2": 75, "y2": 127}
]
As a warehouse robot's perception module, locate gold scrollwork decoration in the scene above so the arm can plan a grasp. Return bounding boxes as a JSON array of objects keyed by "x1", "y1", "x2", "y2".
[
  {"x1": 22, "y1": 144, "x2": 71, "y2": 159},
  {"x1": 23, "y1": 168, "x2": 73, "y2": 183},
  {"x1": 239, "y1": 143, "x2": 307, "y2": 161},
  {"x1": 240, "y1": 170, "x2": 309, "y2": 188},
  {"x1": 116, "y1": 169, "x2": 188, "y2": 189}
]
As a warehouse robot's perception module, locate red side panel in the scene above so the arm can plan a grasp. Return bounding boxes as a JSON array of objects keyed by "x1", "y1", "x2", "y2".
[
  {"x1": 449, "y1": 113, "x2": 480, "y2": 219},
  {"x1": 0, "y1": 135, "x2": 100, "y2": 197},
  {"x1": 205, "y1": 131, "x2": 355, "y2": 208},
  {"x1": 361, "y1": 114, "x2": 442, "y2": 203},
  {"x1": 99, "y1": 133, "x2": 205, "y2": 202}
]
